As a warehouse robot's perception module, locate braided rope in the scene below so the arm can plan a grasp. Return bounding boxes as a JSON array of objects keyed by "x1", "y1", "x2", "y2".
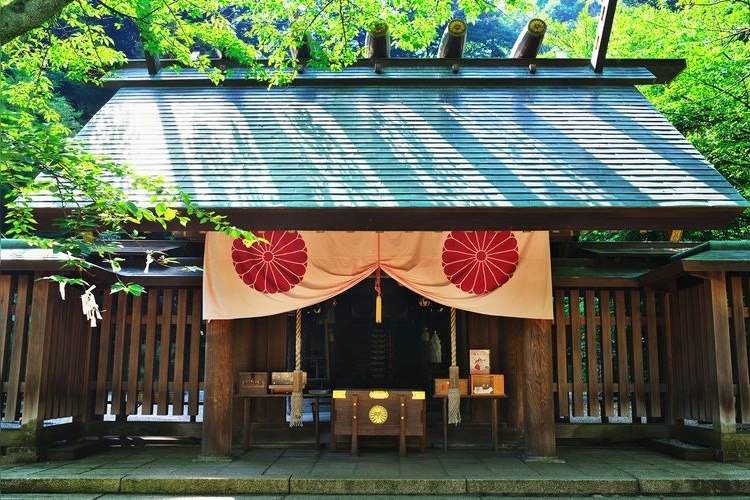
[
  {"x1": 295, "y1": 308, "x2": 302, "y2": 371},
  {"x1": 450, "y1": 307, "x2": 457, "y2": 365},
  {"x1": 448, "y1": 307, "x2": 461, "y2": 425},
  {"x1": 290, "y1": 309, "x2": 304, "y2": 427}
]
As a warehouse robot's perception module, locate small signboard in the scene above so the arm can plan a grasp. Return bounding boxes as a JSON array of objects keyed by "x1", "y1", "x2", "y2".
[
  {"x1": 238, "y1": 372, "x2": 268, "y2": 395},
  {"x1": 469, "y1": 349, "x2": 490, "y2": 374}
]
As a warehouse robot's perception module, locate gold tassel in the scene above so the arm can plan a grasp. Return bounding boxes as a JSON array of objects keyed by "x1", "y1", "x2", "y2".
[{"x1": 375, "y1": 295, "x2": 382, "y2": 324}]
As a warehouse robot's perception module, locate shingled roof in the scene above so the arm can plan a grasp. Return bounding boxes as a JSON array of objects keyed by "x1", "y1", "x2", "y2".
[{"x1": 38, "y1": 61, "x2": 749, "y2": 231}]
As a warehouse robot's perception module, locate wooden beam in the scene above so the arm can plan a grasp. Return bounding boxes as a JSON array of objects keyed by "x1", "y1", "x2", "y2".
[
  {"x1": 438, "y1": 19, "x2": 468, "y2": 59},
  {"x1": 510, "y1": 19, "x2": 547, "y2": 59},
  {"x1": 591, "y1": 0, "x2": 618, "y2": 73},
  {"x1": 202, "y1": 319, "x2": 234, "y2": 457},
  {"x1": 699, "y1": 272, "x2": 736, "y2": 433},
  {"x1": 522, "y1": 318, "x2": 556, "y2": 457},
  {"x1": 32, "y1": 206, "x2": 749, "y2": 233}
]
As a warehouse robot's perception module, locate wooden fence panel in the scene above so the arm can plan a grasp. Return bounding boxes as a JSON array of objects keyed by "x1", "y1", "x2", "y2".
[
  {"x1": 0, "y1": 275, "x2": 14, "y2": 400},
  {"x1": 676, "y1": 284, "x2": 690, "y2": 419},
  {"x1": 1, "y1": 274, "x2": 91, "y2": 423},
  {"x1": 142, "y1": 292, "x2": 158, "y2": 415},
  {"x1": 552, "y1": 287, "x2": 667, "y2": 422},
  {"x1": 694, "y1": 284, "x2": 709, "y2": 422},
  {"x1": 614, "y1": 290, "x2": 630, "y2": 417},
  {"x1": 111, "y1": 292, "x2": 128, "y2": 415},
  {"x1": 600, "y1": 291, "x2": 615, "y2": 418},
  {"x1": 187, "y1": 289, "x2": 203, "y2": 417},
  {"x1": 630, "y1": 290, "x2": 646, "y2": 418},
  {"x1": 157, "y1": 289, "x2": 173, "y2": 415},
  {"x1": 584, "y1": 290, "x2": 600, "y2": 417},
  {"x1": 4, "y1": 275, "x2": 31, "y2": 421},
  {"x1": 42, "y1": 289, "x2": 91, "y2": 420},
  {"x1": 173, "y1": 289, "x2": 188, "y2": 416},
  {"x1": 645, "y1": 290, "x2": 662, "y2": 419},
  {"x1": 126, "y1": 295, "x2": 144, "y2": 415},
  {"x1": 95, "y1": 293, "x2": 114, "y2": 415},
  {"x1": 88, "y1": 287, "x2": 204, "y2": 418},
  {"x1": 553, "y1": 289, "x2": 569, "y2": 418},
  {"x1": 569, "y1": 290, "x2": 584, "y2": 416}
]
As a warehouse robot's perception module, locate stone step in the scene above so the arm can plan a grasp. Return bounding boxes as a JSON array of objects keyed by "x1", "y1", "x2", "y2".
[
  {"x1": 648, "y1": 438, "x2": 718, "y2": 461},
  {"x1": 45, "y1": 439, "x2": 106, "y2": 461}
]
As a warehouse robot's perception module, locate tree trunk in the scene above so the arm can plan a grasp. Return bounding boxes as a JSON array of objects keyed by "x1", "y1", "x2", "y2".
[{"x1": 0, "y1": 0, "x2": 74, "y2": 46}]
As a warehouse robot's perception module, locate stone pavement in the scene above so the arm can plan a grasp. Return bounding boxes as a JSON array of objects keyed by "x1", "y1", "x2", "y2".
[{"x1": 2, "y1": 445, "x2": 750, "y2": 497}]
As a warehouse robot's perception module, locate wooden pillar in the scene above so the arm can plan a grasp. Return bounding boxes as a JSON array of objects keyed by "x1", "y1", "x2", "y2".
[
  {"x1": 202, "y1": 319, "x2": 234, "y2": 457},
  {"x1": 701, "y1": 272, "x2": 736, "y2": 434},
  {"x1": 522, "y1": 318, "x2": 556, "y2": 457},
  {"x1": 21, "y1": 275, "x2": 55, "y2": 443}
]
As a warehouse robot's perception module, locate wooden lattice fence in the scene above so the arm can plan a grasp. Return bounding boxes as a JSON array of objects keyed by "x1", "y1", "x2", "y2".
[
  {"x1": 92, "y1": 287, "x2": 205, "y2": 418},
  {"x1": 1, "y1": 274, "x2": 92, "y2": 423},
  {"x1": 552, "y1": 287, "x2": 668, "y2": 421}
]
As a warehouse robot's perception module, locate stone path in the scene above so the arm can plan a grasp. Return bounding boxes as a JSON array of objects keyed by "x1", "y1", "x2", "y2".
[{"x1": 2, "y1": 445, "x2": 750, "y2": 497}]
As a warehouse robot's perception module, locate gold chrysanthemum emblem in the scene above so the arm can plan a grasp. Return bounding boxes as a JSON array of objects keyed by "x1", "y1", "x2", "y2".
[{"x1": 369, "y1": 405, "x2": 388, "y2": 424}]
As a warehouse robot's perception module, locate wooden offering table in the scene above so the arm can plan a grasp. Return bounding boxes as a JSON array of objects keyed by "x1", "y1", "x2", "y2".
[
  {"x1": 331, "y1": 389, "x2": 426, "y2": 456},
  {"x1": 436, "y1": 393, "x2": 507, "y2": 452},
  {"x1": 235, "y1": 392, "x2": 327, "y2": 450}
]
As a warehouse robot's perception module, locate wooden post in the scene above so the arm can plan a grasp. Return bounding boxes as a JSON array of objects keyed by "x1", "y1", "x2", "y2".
[
  {"x1": 700, "y1": 272, "x2": 736, "y2": 434},
  {"x1": 22, "y1": 275, "x2": 55, "y2": 444},
  {"x1": 522, "y1": 318, "x2": 556, "y2": 457},
  {"x1": 202, "y1": 319, "x2": 234, "y2": 457}
]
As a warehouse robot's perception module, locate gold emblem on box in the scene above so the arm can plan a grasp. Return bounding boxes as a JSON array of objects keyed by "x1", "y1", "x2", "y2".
[
  {"x1": 411, "y1": 391, "x2": 425, "y2": 400},
  {"x1": 369, "y1": 390, "x2": 389, "y2": 399},
  {"x1": 332, "y1": 390, "x2": 347, "y2": 399},
  {"x1": 369, "y1": 405, "x2": 388, "y2": 424}
]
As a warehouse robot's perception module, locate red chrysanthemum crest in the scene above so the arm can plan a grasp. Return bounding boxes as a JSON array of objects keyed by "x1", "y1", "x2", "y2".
[
  {"x1": 442, "y1": 231, "x2": 519, "y2": 294},
  {"x1": 232, "y1": 231, "x2": 308, "y2": 294}
]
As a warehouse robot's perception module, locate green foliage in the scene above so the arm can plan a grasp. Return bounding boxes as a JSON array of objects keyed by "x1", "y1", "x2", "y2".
[
  {"x1": 3, "y1": 0, "x2": 538, "y2": 308},
  {"x1": 547, "y1": 0, "x2": 750, "y2": 241}
]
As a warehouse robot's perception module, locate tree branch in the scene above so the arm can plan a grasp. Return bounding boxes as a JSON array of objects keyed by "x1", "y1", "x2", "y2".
[{"x1": 0, "y1": 0, "x2": 74, "y2": 46}]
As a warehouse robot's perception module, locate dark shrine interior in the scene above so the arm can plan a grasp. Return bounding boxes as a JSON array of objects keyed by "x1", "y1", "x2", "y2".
[{"x1": 287, "y1": 276, "x2": 454, "y2": 393}]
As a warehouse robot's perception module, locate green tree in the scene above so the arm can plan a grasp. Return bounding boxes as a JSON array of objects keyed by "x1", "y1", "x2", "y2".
[
  {"x1": 547, "y1": 1, "x2": 750, "y2": 240},
  {"x1": 1, "y1": 0, "x2": 527, "y2": 306}
]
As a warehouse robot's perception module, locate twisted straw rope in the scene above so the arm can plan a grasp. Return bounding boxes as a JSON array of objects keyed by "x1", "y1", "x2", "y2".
[
  {"x1": 450, "y1": 307, "x2": 457, "y2": 365},
  {"x1": 295, "y1": 309, "x2": 302, "y2": 371}
]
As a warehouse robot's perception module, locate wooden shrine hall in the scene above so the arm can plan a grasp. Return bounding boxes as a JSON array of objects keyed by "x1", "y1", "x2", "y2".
[{"x1": 3, "y1": 15, "x2": 750, "y2": 463}]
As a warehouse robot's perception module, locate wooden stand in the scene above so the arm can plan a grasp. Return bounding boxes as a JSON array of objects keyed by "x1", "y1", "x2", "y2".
[
  {"x1": 330, "y1": 390, "x2": 426, "y2": 456},
  {"x1": 436, "y1": 393, "x2": 507, "y2": 451},
  {"x1": 236, "y1": 393, "x2": 325, "y2": 449}
]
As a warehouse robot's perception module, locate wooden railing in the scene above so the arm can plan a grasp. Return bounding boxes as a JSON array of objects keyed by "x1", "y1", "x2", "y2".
[
  {"x1": 92, "y1": 287, "x2": 205, "y2": 418},
  {"x1": 552, "y1": 287, "x2": 668, "y2": 421},
  {"x1": 3, "y1": 271, "x2": 750, "y2": 432},
  {"x1": 1, "y1": 274, "x2": 92, "y2": 423},
  {"x1": 1, "y1": 273, "x2": 33, "y2": 422}
]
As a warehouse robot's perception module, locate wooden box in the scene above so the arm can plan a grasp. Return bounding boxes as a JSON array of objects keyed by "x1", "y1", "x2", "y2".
[
  {"x1": 470, "y1": 374, "x2": 505, "y2": 396},
  {"x1": 433, "y1": 378, "x2": 468, "y2": 396},
  {"x1": 269, "y1": 371, "x2": 307, "y2": 393},
  {"x1": 237, "y1": 372, "x2": 268, "y2": 395}
]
